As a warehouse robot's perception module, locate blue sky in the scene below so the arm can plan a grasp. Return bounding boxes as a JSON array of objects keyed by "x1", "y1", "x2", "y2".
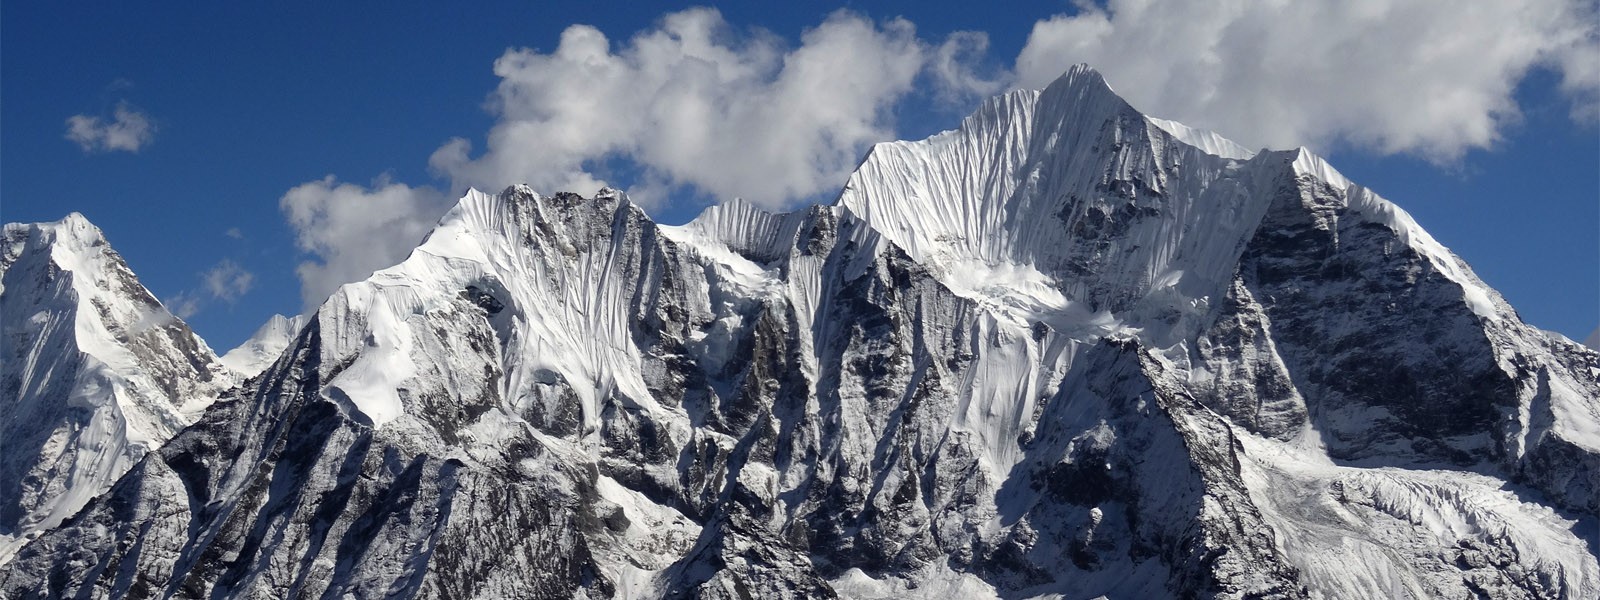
[{"x1": 3, "y1": 1, "x2": 1596, "y2": 352}]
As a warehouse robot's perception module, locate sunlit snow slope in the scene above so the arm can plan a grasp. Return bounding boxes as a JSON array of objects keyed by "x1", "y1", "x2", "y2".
[
  {"x1": 4, "y1": 66, "x2": 1597, "y2": 599},
  {"x1": 0, "y1": 214, "x2": 234, "y2": 564},
  {"x1": 218, "y1": 313, "x2": 308, "y2": 378}
]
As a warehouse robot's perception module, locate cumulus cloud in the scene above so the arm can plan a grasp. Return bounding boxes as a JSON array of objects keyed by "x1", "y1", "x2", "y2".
[
  {"x1": 430, "y1": 8, "x2": 986, "y2": 210},
  {"x1": 203, "y1": 260, "x2": 255, "y2": 302},
  {"x1": 280, "y1": 175, "x2": 452, "y2": 309},
  {"x1": 65, "y1": 102, "x2": 156, "y2": 153},
  {"x1": 1014, "y1": 0, "x2": 1600, "y2": 161}
]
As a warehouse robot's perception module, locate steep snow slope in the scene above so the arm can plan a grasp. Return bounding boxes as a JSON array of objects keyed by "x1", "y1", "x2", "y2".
[
  {"x1": 5, "y1": 66, "x2": 1597, "y2": 599},
  {"x1": 218, "y1": 314, "x2": 308, "y2": 378},
  {"x1": 0, "y1": 214, "x2": 233, "y2": 564}
]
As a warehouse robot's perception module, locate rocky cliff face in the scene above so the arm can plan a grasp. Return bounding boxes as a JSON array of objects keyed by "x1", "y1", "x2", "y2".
[{"x1": 3, "y1": 66, "x2": 1596, "y2": 599}]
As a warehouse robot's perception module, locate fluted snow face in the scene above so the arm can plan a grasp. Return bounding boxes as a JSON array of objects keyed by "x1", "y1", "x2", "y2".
[
  {"x1": 838, "y1": 65, "x2": 1292, "y2": 350},
  {"x1": 5, "y1": 66, "x2": 1598, "y2": 599},
  {"x1": 0, "y1": 214, "x2": 231, "y2": 564}
]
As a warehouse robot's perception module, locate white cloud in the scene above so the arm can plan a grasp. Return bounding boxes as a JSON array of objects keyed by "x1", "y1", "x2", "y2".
[
  {"x1": 280, "y1": 175, "x2": 451, "y2": 309},
  {"x1": 1015, "y1": 0, "x2": 1600, "y2": 161},
  {"x1": 930, "y1": 31, "x2": 1008, "y2": 106},
  {"x1": 164, "y1": 292, "x2": 201, "y2": 320},
  {"x1": 429, "y1": 8, "x2": 983, "y2": 210},
  {"x1": 65, "y1": 102, "x2": 156, "y2": 153},
  {"x1": 224, "y1": 227, "x2": 244, "y2": 240},
  {"x1": 160, "y1": 260, "x2": 256, "y2": 320},
  {"x1": 202, "y1": 259, "x2": 254, "y2": 302}
]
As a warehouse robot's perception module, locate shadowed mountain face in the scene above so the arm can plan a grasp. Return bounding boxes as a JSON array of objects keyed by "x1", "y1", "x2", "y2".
[{"x1": 3, "y1": 66, "x2": 1597, "y2": 599}]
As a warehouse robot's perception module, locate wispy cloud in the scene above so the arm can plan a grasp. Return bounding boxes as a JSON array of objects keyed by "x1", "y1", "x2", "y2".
[
  {"x1": 65, "y1": 101, "x2": 156, "y2": 153},
  {"x1": 164, "y1": 291, "x2": 201, "y2": 320},
  {"x1": 203, "y1": 259, "x2": 254, "y2": 302},
  {"x1": 161, "y1": 259, "x2": 256, "y2": 320}
]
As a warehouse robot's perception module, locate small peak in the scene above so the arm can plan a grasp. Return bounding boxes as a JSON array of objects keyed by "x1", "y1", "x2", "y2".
[
  {"x1": 55, "y1": 212, "x2": 106, "y2": 240},
  {"x1": 1030, "y1": 63, "x2": 1141, "y2": 137},
  {"x1": 499, "y1": 184, "x2": 539, "y2": 200},
  {"x1": 1289, "y1": 146, "x2": 1352, "y2": 190},
  {"x1": 1145, "y1": 116, "x2": 1256, "y2": 160},
  {"x1": 718, "y1": 197, "x2": 761, "y2": 213},
  {"x1": 1039, "y1": 63, "x2": 1119, "y2": 102},
  {"x1": 594, "y1": 186, "x2": 631, "y2": 207},
  {"x1": 8, "y1": 212, "x2": 111, "y2": 252}
]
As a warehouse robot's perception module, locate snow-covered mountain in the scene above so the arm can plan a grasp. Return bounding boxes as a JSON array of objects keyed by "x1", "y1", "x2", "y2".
[
  {"x1": 0, "y1": 214, "x2": 235, "y2": 564},
  {"x1": 219, "y1": 313, "x2": 308, "y2": 378},
  {"x1": 4, "y1": 66, "x2": 1597, "y2": 599}
]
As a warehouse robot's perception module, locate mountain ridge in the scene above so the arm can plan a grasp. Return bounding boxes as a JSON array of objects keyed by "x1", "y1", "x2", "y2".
[
  {"x1": 3, "y1": 65, "x2": 1597, "y2": 599},
  {"x1": 0, "y1": 213, "x2": 235, "y2": 564}
]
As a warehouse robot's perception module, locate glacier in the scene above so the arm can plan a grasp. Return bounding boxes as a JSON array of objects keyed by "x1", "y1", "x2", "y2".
[{"x1": 2, "y1": 65, "x2": 1597, "y2": 599}]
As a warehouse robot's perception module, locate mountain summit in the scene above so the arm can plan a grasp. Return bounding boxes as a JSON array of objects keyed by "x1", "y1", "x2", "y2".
[
  {"x1": 0, "y1": 214, "x2": 234, "y2": 564},
  {"x1": 3, "y1": 66, "x2": 1597, "y2": 599}
]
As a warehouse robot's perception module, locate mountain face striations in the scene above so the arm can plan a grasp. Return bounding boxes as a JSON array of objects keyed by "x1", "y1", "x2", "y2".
[{"x1": 2, "y1": 66, "x2": 1597, "y2": 599}]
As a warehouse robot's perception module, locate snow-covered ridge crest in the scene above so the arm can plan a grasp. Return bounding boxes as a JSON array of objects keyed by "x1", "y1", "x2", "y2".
[
  {"x1": 1145, "y1": 116, "x2": 1256, "y2": 160},
  {"x1": 0, "y1": 213, "x2": 232, "y2": 564},
  {"x1": 1290, "y1": 146, "x2": 1502, "y2": 320}
]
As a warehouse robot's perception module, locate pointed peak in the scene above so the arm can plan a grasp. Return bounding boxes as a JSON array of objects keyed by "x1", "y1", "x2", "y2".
[
  {"x1": 4, "y1": 212, "x2": 115, "y2": 274},
  {"x1": 497, "y1": 184, "x2": 537, "y2": 199},
  {"x1": 220, "y1": 313, "x2": 308, "y2": 376},
  {"x1": 5, "y1": 212, "x2": 107, "y2": 246},
  {"x1": 1038, "y1": 63, "x2": 1123, "y2": 105},
  {"x1": 1289, "y1": 146, "x2": 1353, "y2": 190},
  {"x1": 1052, "y1": 63, "x2": 1110, "y2": 88}
]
